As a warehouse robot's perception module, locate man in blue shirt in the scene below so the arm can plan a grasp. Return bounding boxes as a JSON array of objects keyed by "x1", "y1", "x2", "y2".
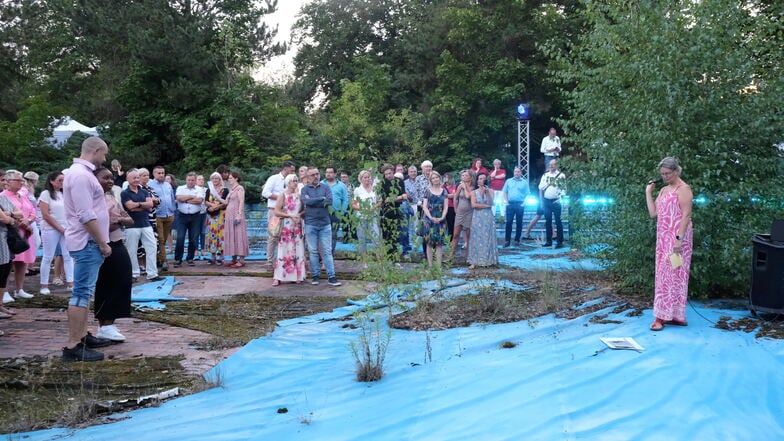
[
  {"x1": 301, "y1": 167, "x2": 342, "y2": 286},
  {"x1": 321, "y1": 166, "x2": 349, "y2": 254},
  {"x1": 502, "y1": 166, "x2": 529, "y2": 247},
  {"x1": 148, "y1": 166, "x2": 175, "y2": 271}
]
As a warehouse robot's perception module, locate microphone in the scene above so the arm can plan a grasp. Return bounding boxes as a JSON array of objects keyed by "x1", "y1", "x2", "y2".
[{"x1": 647, "y1": 178, "x2": 663, "y2": 185}]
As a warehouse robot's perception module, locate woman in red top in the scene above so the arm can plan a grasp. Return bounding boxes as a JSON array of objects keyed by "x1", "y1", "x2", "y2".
[
  {"x1": 470, "y1": 158, "x2": 489, "y2": 175},
  {"x1": 488, "y1": 159, "x2": 506, "y2": 191}
]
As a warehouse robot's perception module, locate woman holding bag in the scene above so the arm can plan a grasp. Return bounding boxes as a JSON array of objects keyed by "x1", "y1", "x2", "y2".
[{"x1": 1, "y1": 170, "x2": 37, "y2": 299}]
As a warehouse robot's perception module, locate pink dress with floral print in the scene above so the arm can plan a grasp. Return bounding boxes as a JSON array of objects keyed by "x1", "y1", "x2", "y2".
[
  {"x1": 273, "y1": 192, "x2": 306, "y2": 282},
  {"x1": 654, "y1": 185, "x2": 693, "y2": 322}
]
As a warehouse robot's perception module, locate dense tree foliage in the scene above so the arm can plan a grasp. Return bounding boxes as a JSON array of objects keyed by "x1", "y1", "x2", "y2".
[
  {"x1": 552, "y1": 0, "x2": 784, "y2": 296},
  {"x1": 0, "y1": 0, "x2": 294, "y2": 173},
  {"x1": 293, "y1": 0, "x2": 581, "y2": 172},
  {"x1": 2, "y1": 0, "x2": 781, "y2": 295}
]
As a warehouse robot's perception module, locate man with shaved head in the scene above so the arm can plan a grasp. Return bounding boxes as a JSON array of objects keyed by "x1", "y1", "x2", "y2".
[{"x1": 62, "y1": 136, "x2": 114, "y2": 362}]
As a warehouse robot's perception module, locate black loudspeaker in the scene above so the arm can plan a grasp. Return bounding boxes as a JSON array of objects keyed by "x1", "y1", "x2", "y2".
[{"x1": 749, "y1": 221, "x2": 784, "y2": 315}]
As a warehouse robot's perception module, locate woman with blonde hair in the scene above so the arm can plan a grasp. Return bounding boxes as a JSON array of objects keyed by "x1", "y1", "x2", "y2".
[
  {"x1": 451, "y1": 170, "x2": 475, "y2": 259},
  {"x1": 645, "y1": 157, "x2": 693, "y2": 331},
  {"x1": 421, "y1": 171, "x2": 448, "y2": 268},
  {"x1": 1, "y1": 170, "x2": 37, "y2": 299},
  {"x1": 352, "y1": 169, "x2": 381, "y2": 259},
  {"x1": 272, "y1": 173, "x2": 306, "y2": 285}
]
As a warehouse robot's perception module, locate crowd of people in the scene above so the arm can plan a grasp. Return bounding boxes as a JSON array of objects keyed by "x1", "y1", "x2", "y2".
[{"x1": 0, "y1": 128, "x2": 695, "y2": 359}]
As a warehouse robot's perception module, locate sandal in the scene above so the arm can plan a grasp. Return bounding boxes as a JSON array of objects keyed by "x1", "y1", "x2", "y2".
[
  {"x1": 272, "y1": 279, "x2": 280, "y2": 286},
  {"x1": 666, "y1": 319, "x2": 688, "y2": 326},
  {"x1": 231, "y1": 262, "x2": 245, "y2": 268},
  {"x1": 650, "y1": 318, "x2": 665, "y2": 331}
]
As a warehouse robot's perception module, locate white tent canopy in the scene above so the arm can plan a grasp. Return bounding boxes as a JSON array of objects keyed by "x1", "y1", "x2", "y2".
[{"x1": 48, "y1": 117, "x2": 99, "y2": 147}]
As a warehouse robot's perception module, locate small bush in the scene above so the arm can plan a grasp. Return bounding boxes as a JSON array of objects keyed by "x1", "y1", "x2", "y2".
[{"x1": 349, "y1": 315, "x2": 391, "y2": 382}]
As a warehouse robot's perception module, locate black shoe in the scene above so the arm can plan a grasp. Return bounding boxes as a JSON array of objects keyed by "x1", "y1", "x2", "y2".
[
  {"x1": 148, "y1": 276, "x2": 165, "y2": 282},
  {"x1": 161, "y1": 263, "x2": 169, "y2": 271},
  {"x1": 503, "y1": 242, "x2": 510, "y2": 248},
  {"x1": 173, "y1": 261, "x2": 182, "y2": 268},
  {"x1": 62, "y1": 343, "x2": 104, "y2": 362},
  {"x1": 514, "y1": 240, "x2": 521, "y2": 246},
  {"x1": 554, "y1": 243, "x2": 564, "y2": 249},
  {"x1": 187, "y1": 260, "x2": 195, "y2": 266},
  {"x1": 328, "y1": 278, "x2": 342, "y2": 286},
  {"x1": 543, "y1": 242, "x2": 553, "y2": 247},
  {"x1": 81, "y1": 332, "x2": 113, "y2": 348},
  {"x1": 132, "y1": 277, "x2": 139, "y2": 283},
  {"x1": 522, "y1": 236, "x2": 534, "y2": 240},
  {"x1": 311, "y1": 278, "x2": 320, "y2": 285}
]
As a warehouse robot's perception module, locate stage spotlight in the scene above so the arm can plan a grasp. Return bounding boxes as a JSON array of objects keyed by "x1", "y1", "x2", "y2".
[{"x1": 516, "y1": 103, "x2": 530, "y2": 120}]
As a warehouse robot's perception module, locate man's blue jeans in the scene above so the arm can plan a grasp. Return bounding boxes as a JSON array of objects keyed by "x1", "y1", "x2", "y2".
[
  {"x1": 69, "y1": 241, "x2": 104, "y2": 308},
  {"x1": 505, "y1": 202, "x2": 524, "y2": 243},
  {"x1": 175, "y1": 212, "x2": 200, "y2": 262},
  {"x1": 304, "y1": 223, "x2": 336, "y2": 280}
]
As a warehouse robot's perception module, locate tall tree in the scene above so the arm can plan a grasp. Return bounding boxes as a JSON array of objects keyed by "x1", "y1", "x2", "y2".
[
  {"x1": 553, "y1": 0, "x2": 784, "y2": 295},
  {"x1": 428, "y1": 0, "x2": 583, "y2": 170},
  {"x1": 4, "y1": 0, "x2": 283, "y2": 167}
]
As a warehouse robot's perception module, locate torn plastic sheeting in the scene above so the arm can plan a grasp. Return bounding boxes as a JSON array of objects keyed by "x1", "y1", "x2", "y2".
[
  {"x1": 131, "y1": 276, "x2": 187, "y2": 303},
  {"x1": 19, "y1": 299, "x2": 784, "y2": 441}
]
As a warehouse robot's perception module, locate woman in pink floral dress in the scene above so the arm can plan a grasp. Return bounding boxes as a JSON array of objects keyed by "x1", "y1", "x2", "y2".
[
  {"x1": 272, "y1": 174, "x2": 306, "y2": 285},
  {"x1": 645, "y1": 157, "x2": 693, "y2": 331}
]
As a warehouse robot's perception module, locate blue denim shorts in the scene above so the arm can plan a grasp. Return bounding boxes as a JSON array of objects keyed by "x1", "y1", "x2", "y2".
[{"x1": 69, "y1": 241, "x2": 104, "y2": 308}]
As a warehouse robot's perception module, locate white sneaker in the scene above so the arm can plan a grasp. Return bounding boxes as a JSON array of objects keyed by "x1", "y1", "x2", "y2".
[
  {"x1": 39, "y1": 288, "x2": 51, "y2": 295},
  {"x1": 2, "y1": 292, "x2": 13, "y2": 303},
  {"x1": 97, "y1": 325, "x2": 126, "y2": 342},
  {"x1": 14, "y1": 289, "x2": 34, "y2": 299}
]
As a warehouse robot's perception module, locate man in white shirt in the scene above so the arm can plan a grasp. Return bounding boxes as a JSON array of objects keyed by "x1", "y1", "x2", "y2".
[
  {"x1": 540, "y1": 127, "x2": 561, "y2": 172},
  {"x1": 261, "y1": 160, "x2": 296, "y2": 268},
  {"x1": 537, "y1": 160, "x2": 566, "y2": 248},
  {"x1": 174, "y1": 172, "x2": 204, "y2": 266}
]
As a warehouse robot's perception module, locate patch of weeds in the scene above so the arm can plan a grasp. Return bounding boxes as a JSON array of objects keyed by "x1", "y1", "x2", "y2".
[
  {"x1": 540, "y1": 269, "x2": 562, "y2": 311},
  {"x1": 349, "y1": 314, "x2": 391, "y2": 382},
  {"x1": 136, "y1": 294, "x2": 347, "y2": 345},
  {"x1": 0, "y1": 356, "x2": 197, "y2": 433}
]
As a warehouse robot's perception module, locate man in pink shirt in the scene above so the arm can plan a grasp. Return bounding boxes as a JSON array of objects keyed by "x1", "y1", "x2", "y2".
[{"x1": 62, "y1": 137, "x2": 113, "y2": 362}]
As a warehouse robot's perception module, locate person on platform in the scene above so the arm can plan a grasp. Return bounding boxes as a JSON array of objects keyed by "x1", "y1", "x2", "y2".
[{"x1": 540, "y1": 127, "x2": 561, "y2": 171}]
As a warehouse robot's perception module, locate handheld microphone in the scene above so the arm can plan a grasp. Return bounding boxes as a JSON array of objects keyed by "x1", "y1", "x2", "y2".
[{"x1": 647, "y1": 178, "x2": 663, "y2": 185}]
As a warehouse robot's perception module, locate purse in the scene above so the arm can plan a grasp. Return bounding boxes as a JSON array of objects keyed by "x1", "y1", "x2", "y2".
[
  {"x1": 6, "y1": 223, "x2": 30, "y2": 254},
  {"x1": 267, "y1": 215, "x2": 282, "y2": 237}
]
